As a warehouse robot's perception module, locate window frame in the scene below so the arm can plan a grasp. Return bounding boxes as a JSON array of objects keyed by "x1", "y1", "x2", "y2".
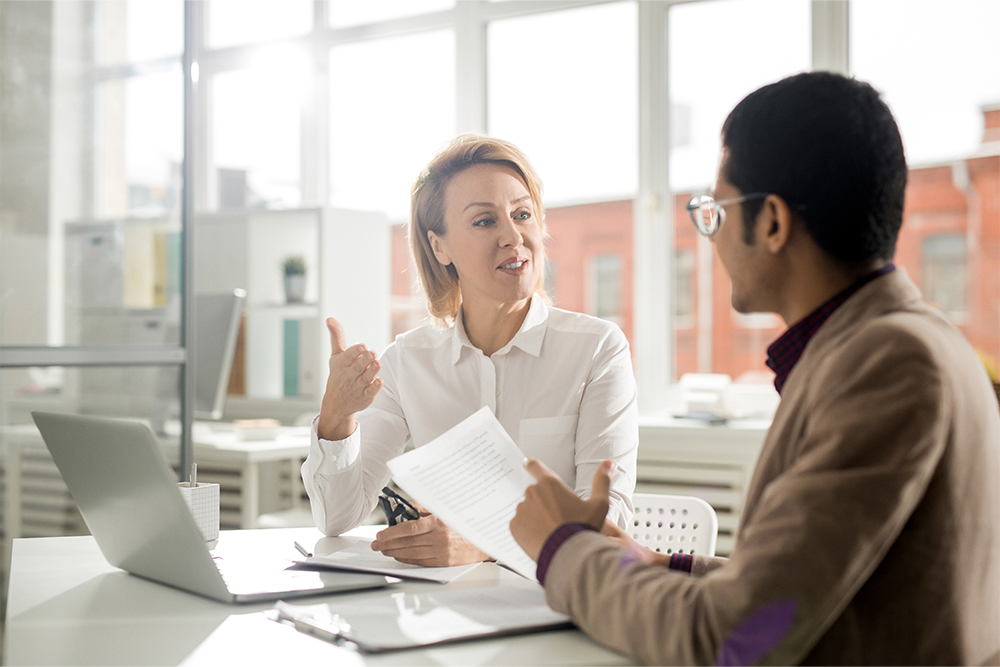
[{"x1": 0, "y1": 2, "x2": 852, "y2": 457}]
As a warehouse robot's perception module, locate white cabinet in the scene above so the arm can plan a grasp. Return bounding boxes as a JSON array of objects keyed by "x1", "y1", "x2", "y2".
[{"x1": 194, "y1": 207, "x2": 392, "y2": 401}]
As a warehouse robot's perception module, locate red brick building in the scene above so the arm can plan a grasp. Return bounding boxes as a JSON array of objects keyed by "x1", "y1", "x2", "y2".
[{"x1": 392, "y1": 106, "x2": 1000, "y2": 380}]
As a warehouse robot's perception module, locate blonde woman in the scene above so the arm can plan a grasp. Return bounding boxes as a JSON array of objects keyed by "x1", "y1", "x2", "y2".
[{"x1": 301, "y1": 134, "x2": 638, "y2": 567}]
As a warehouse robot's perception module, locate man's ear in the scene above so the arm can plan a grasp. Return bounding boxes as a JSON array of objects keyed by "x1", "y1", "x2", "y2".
[
  {"x1": 760, "y1": 194, "x2": 794, "y2": 254},
  {"x1": 426, "y1": 230, "x2": 452, "y2": 266}
]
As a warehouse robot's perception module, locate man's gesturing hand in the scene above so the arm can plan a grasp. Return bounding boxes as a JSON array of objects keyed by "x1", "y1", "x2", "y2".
[
  {"x1": 510, "y1": 458, "x2": 613, "y2": 562},
  {"x1": 317, "y1": 317, "x2": 383, "y2": 441}
]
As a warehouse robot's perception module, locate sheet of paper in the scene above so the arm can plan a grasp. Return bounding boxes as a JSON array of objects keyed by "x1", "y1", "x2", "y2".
[
  {"x1": 386, "y1": 406, "x2": 537, "y2": 579},
  {"x1": 300, "y1": 540, "x2": 480, "y2": 584}
]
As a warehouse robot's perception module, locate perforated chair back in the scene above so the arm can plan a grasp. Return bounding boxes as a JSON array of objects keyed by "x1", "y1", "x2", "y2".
[{"x1": 630, "y1": 493, "x2": 718, "y2": 557}]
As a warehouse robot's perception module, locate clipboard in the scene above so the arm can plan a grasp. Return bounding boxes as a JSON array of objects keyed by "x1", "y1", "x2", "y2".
[{"x1": 267, "y1": 586, "x2": 572, "y2": 653}]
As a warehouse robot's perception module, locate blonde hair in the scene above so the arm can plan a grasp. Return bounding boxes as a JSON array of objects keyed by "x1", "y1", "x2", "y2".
[{"x1": 409, "y1": 134, "x2": 548, "y2": 326}]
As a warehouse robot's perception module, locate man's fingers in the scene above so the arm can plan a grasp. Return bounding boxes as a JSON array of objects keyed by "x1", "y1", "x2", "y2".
[
  {"x1": 327, "y1": 317, "x2": 348, "y2": 354},
  {"x1": 524, "y1": 457, "x2": 559, "y2": 482},
  {"x1": 591, "y1": 460, "x2": 614, "y2": 506}
]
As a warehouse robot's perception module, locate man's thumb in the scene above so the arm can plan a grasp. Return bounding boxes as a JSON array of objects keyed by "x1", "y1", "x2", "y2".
[
  {"x1": 327, "y1": 317, "x2": 348, "y2": 353},
  {"x1": 591, "y1": 460, "x2": 614, "y2": 505}
]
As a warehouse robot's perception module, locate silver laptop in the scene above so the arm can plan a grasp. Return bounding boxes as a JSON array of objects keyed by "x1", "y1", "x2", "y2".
[{"x1": 32, "y1": 410, "x2": 396, "y2": 603}]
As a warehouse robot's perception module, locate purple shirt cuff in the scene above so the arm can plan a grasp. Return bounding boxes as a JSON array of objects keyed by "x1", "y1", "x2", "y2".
[
  {"x1": 668, "y1": 552, "x2": 693, "y2": 573},
  {"x1": 536, "y1": 522, "x2": 597, "y2": 585}
]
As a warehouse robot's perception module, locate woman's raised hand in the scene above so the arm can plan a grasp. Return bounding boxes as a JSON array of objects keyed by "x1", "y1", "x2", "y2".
[{"x1": 317, "y1": 317, "x2": 383, "y2": 441}]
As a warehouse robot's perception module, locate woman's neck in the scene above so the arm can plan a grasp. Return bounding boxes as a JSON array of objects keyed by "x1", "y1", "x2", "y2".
[{"x1": 460, "y1": 297, "x2": 532, "y2": 357}]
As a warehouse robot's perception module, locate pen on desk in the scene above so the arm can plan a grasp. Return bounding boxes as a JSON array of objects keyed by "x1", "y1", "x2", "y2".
[
  {"x1": 190, "y1": 462, "x2": 197, "y2": 488},
  {"x1": 294, "y1": 541, "x2": 313, "y2": 558}
]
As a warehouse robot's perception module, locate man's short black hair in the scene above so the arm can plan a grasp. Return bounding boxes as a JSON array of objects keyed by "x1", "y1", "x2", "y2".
[{"x1": 721, "y1": 71, "x2": 907, "y2": 265}]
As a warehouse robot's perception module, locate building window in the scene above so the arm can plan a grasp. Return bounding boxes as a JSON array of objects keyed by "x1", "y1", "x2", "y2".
[
  {"x1": 675, "y1": 248, "x2": 694, "y2": 325},
  {"x1": 921, "y1": 234, "x2": 967, "y2": 318},
  {"x1": 590, "y1": 253, "x2": 623, "y2": 326}
]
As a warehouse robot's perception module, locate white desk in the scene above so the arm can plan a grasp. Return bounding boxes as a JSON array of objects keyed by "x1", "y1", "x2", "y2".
[
  {"x1": 165, "y1": 422, "x2": 312, "y2": 529},
  {"x1": 1, "y1": 421, "x2": 312, "y2": 539},
  {"x1": 6, "y1": 526, "x2": 634, "y2": 666}
]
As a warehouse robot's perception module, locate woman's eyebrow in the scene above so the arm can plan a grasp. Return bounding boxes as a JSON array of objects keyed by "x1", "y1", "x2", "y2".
[{"x1": 462, "y1": 195, "x2": 532, "y2": 212}]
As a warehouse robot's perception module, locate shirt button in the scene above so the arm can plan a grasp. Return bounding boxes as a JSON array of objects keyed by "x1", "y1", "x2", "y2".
[
  {"x1": 496, "y1": 389, "x2": 500, "y2": 397},
  {"x1": 328, "y1": 454, "x2": 337, "y2": 462}
]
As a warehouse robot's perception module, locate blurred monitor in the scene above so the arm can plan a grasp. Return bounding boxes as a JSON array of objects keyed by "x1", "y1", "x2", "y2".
[{"x1": 193, "y1": 289, "x2": 246, "y2": 420}]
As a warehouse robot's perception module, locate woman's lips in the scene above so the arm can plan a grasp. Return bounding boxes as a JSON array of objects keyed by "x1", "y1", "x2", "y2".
[{"x1": 497, "y1": 258, "x2": 528, "y2": 274}]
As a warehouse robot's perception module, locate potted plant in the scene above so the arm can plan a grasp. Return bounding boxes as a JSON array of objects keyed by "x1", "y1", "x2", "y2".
[{"x1": 282, "y1": 255, "x2": 307, "y2": 303}]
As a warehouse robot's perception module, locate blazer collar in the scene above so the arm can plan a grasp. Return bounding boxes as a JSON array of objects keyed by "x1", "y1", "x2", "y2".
[{"x1": 781, "y1": 267, "x2": 925, "y2": 395}]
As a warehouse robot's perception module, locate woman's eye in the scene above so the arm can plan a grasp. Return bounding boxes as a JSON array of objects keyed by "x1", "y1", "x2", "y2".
[
  {"x1": 515, "y1": 211, "x2": 532, "y2": 221},
  {"x1": 474, "y1": 218, "x2": 494, "y2": 227}
]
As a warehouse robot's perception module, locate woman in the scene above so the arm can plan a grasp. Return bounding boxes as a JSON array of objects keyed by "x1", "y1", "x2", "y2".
[{"x1": 301, "y1": 134, "x2": 637, "y2": 567}]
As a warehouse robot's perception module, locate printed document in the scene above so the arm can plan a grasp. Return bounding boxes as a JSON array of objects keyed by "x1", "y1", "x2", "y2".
[
  {"x1": 386, "y1": 406, "x2": 537, "y2": 579},
  {"x1": 300, "y1": 540, "x2": 479, "y2": 584}
]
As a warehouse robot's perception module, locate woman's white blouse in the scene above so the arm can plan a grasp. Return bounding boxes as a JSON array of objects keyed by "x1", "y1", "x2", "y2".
[{"x1": 301, "y1": 297, "x2": 638, "y2": 536}]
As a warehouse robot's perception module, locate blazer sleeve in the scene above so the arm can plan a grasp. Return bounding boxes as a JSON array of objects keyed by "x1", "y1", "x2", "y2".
[{"x1": 543, "y1": 324, "x2": 950, "y2": 665}]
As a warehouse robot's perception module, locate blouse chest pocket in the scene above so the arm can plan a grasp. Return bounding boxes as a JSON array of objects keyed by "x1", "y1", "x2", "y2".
[{"x1": 518, "y1": 415, "x2": 579, "y2": 487}]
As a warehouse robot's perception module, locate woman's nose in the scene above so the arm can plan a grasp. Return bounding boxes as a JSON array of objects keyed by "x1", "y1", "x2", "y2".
[{"x1": 498, "y1": 216, "x2": 523, "y2": 247}]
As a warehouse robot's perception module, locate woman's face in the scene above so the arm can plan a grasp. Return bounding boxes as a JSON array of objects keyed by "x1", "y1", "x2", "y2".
[{"x1": 428, "y1": 162, "x2": 543, "y2": 316}]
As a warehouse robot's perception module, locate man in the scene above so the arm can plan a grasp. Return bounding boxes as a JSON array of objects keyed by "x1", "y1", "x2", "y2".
[{"x1": 510, "y1": 72, "x2": 1000, "y2": 665}]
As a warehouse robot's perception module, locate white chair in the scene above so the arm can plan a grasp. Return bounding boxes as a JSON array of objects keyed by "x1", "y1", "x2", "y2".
[{"x1": 630, "y1": 493, "x2": 718, "y2": 557}]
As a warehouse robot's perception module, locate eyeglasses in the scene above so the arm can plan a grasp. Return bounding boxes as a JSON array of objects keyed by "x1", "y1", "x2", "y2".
[
  {"x1": 378, "y1": 486, "x2": 420, "y2": 526},
  {"x1": 686, "y1": 192, "x2": 769, "y2": 237}
]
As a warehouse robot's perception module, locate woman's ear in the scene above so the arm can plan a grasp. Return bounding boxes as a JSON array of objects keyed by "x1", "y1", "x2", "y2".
[
  {"x1": 761, "y1": 194, "x2": 794, "y2": 254},
  {"x1": 427, "y1": 230, "x2": 452, "y2": 266}
]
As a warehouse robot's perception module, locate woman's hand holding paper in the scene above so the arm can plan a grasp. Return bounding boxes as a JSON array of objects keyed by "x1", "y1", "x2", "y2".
[
  {"x1": 370, "y1": 511, "x2": 491, "y2": 567},
  {"x1": 318, "y1": 317, "x2": 383, "y2": 441}
]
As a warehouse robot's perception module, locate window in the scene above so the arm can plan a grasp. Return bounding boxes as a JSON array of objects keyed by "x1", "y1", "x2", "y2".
[
  {"x1": 6, "y1": 0, "x2": 999, "y2": 428},
  {"x1": 668, "y1": 0, "x2": 810, "y2": 379},
  {"x1": 207, "y1": 0, "x2": 312, "y2": 49},
  {"x1": 96, "y1": 69, "x2": 184, "y2": 218},
  {"x1": 487, "y1": 2, "x2": 638, "y2": 204},
  {"x1": 328, "y1": 30, "x2": 456, "y2": 221},
  {"x1": 211, "y1": 50, "x2": 308, "y2": 209},
  {"x1": 852, "y1": 0, "x2": 1000, "y2": 362},
  {"x1": 921, "y1": 234, "x2": 967, "y2": 318},
  {"x1": 95, "y1": 0, "x2": 183, "y2": 65},
  {"x1": 329, "y1": 0, "x2": 454, "y2": 27},
  {"x1": 590, "y1": 254, "x2": 624, "y2": 326},
  {"x1": 674, "y1": 249, "x2": 694, "y2": 323}
]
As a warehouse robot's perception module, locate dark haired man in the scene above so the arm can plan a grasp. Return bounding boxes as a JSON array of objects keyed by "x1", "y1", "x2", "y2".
[{"x1": 510, "y1": 72, "x2": 1000, "y2": 665}]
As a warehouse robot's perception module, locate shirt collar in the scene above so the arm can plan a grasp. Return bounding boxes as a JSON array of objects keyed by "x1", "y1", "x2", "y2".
[
  {"x1": 766, "y1": 264, "x2": 895, "y2": 394},
  {"x1": 449, "y1": 296, "x2": 549, "y2": 364}
]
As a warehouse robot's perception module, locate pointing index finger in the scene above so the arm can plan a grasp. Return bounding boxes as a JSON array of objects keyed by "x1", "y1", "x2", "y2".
[{"x1": 524, "y1": 457, "x2": 557, "y2": 482}]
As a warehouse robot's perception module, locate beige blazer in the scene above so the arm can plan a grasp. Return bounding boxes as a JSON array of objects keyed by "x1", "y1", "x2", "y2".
[{"x1": 545, "y1": 269, "x2": 1000, "y2": 665}]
